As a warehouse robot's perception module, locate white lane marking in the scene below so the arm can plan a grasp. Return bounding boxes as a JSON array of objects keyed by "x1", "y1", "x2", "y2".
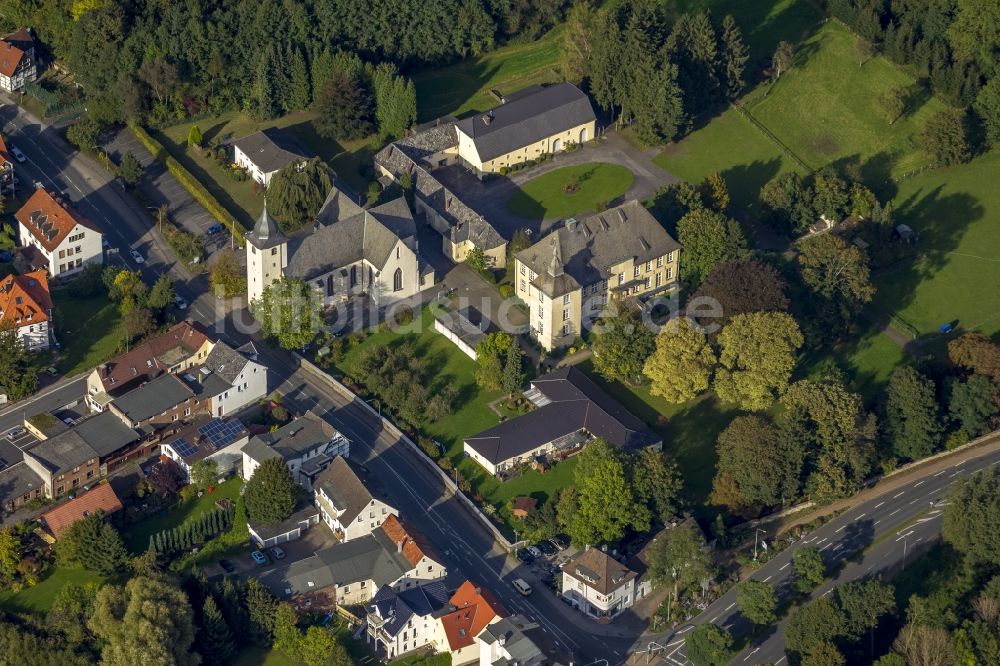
[
  {"x1": 856, "y1": 513, "x2": 866, "y2": 520},
  {"x1": 779, "y1": 563, "x2": 790, "y2": 571},
  {"x1": 836, "y1": 525, "x2": 847, "y2": 532},
  {"x1": 777, "y1": 658, "x2": 787, "y2": 665},
  {"x1": 896, "y1": 530, "x2": 915, "y2": 542},
  {"x1": 889, "y1": 509, "x2": 901, "y2": 517},
  {"x1": 725, "y1": 602, "x2": 735, "y2": 611},
  {"x1": 915, "y1": 480, "x2": 925, "y2": 487},
  {"x1": 743, "y1": 647, "x2": 760, "y2": 661},
  {"x1": 894, "y1": 491, "x2": 905, "y2": 498},
  {"x1": 935, "y1": 469, "x2": 947, "y2": 476},
  {"x1": 875, "y1": 501, "x2": 885, "y2": 508},
  {"x1": 763, "y1": 575, "x2": 772, "y2": 582}
]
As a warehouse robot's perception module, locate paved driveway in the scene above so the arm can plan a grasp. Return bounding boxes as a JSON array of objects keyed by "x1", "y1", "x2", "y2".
[{"x1": 433, "y1": 131, "x2": 679, "y2": 237}]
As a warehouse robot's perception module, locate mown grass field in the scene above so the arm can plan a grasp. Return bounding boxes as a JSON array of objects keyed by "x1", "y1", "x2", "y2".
[
  {"x1": 412, "y1": 26, "x2": 564, "y2": 122},
  {"x1": 749, "y1": 20, "x2": 948, "y2": 180},
  {"x1": 158, "y1": 112, "x2": 375, "y2": 228},
  {"x1": 0, "y1": 566, "x2": 103, "y2": 613},
  {"x1": 53, "y1": 290, "x2": 122, "y2": 377},
  {"x1": 871, "y1": 150, "x2": 1000, "y2": 339},
  {"x1": 507, "y1": 162, "x2": 635, "y2": 220}
]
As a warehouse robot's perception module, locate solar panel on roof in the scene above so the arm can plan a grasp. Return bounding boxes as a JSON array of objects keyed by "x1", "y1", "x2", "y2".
[
  {"x1": 198, "y1": 419, "x2": 244, "y2": 450},
  {"x1": 172, "y1": 438, "x2": 197, "y2": 458}
]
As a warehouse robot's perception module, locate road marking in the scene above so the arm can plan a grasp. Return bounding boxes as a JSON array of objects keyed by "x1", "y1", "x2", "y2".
[
  {"x1": 763, "y1": 575, "x2": 772, "y2": 582},
  {"x1": 875, "y1": 501, "x2": 885, "y2": 508},
  {"x1": 875, "y1": 520, "x2": 881, "y2": 525},
  {"x1": 896, "y1": 530, "x2": 915, "y2": 542},
  {"x1": 889, "y1": 509, "x2": 901, "y2": 517},
  {"x1": 836, "y1": 525, "x2": 847, "y2": 532},
  {"x1": 725, "y1": 602, "x2": 735, "y2": 611},
  {"x1": 779, "y1": 563, "x2": 790, "y2": 571},
  {"x1": 935, "y1": 470, "x2": 947, "y2": 476},
  {"x1": 776, "y1": 658, "x2": 786, "y2": 665},
  {"x1": 820, "y1": 543, "x2": 831, "y2": 551},
  {"x1": 817, "y1": 537, "x2": 828, "y2": 544},
  {"x1": 856, "y1": 513, "x2": 866, "y2": 520},
  {"x1": 894, "y1": 491, "x2": 905, "y2": 498},
  {"x1": 743, "y1": 647, "x2": 760, "y2": 661},
  {"x1": 822, "y1": 589, "x2": 833, "y2": 596},
  {"x1": 915, "y1": 480, "x2": 925, "y2": 487}
]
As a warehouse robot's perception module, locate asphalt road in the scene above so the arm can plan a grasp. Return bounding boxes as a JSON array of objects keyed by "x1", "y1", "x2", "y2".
[{"x1": 646, "y1": 444, "x2": 1000, "y2": 666}]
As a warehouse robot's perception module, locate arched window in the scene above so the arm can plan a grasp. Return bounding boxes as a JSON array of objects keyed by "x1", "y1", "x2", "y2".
[{"x1": 393, "y1": 268, "x2": 403, "y2": 292}]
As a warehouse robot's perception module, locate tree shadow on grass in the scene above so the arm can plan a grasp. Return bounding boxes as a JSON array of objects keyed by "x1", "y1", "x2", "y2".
[{"x1": 720, "y1": 157, "x2": 782, "y2": 212}]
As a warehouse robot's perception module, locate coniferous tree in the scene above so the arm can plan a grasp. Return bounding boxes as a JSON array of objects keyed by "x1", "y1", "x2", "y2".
[
  {"x1": 199, "y1": 596, "x2": 237, "y2": 664},
  {"x1": 719, "y1": 14, "x2": 749, "y2": 99},
  {"x1": 246, "y1": 46, "x2": 279, "y2": 120},
  {"x1": 245, "y1": 579, "x2": 279, "y2": 646},
  {"x1": 288, "y1": 46, "x2": 311, "y2": 110}
]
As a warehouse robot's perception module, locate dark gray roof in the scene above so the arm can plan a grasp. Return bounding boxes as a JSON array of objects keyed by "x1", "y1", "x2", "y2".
[
  {"x1": 479, "y1": 614, "x2": 570, "y2": 666},
  {"x1": 164, "y1": 417, "x2": 249, "y2": 464},
  {"x1": 433, "y1": 306, "x2": 487, "y2": 351},
  {"x1": 25, "y1": 431, "x2": 99, "y2": 475},
  {"x1": 0, "y1": 461, "x2": 44, "y2": 505},
  {"x1": 517, "y1": 201, "x2": 681, "y2": 298},
  {"x1": 315, "y1": 456, "x2": 376, "y2": 526},
  {"x1": 234, "y1": 128, "x2": 308, "y2": 174},
  {"x1": 111, "y1": 373, "x2": 194, "y2": 423},
  {"x1": 465, "y1": 366, "x2": 660, "y2": 465},
  {"x1": 374, "y1": 142, "x2": 506, "y2": 253},
  {"x1": 248, "y1": 504, "x2": 320, "y2": 541},
  {"x1": 455, "y1": 83, "x2": 596, "y2": 163},
  {"x1": 261, "y1": 530, "x2": 414, "y2": 597},
  {"x1": 243, "y1": 411, "x2": 340, "y2": 464},
  {"x1": 285, "y1": 197, "x2": 416, "y2": 283},
  {"x1": 314, "y1": 183, "x2": 364, "y2": 226},
  {"x1": 73, "y1": 411, "x2": 140, "y2": 458},
  {"x1": 367, "y1": 582, "x2": 450, "y2": 637},
  {"x1": 201, "y1": 341, "x2": 252, "y2": 384},
  {"x1": 245, "y1": 200, "x2": 285, "y2": 250}
]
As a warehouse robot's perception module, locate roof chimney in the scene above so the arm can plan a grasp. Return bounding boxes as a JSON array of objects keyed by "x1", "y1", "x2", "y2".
[{"x1": 397, "y1": 537, "x2": 404, "y2": 553}]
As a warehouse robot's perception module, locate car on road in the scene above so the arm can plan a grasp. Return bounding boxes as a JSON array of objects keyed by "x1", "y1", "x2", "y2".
[
  {"x1": 270, "y1": 546, "x2": 286, "y2": 560},
  {"x1": 250, "y1": 550, "x2": 268, "y2": 565},
  {"x1": 173, "y1": 295, "x2": 188, "y2": 310},
  {"x1": 10, "y1": 147, "x2": 26, "y2": 163},
  {"x1": 516, "y1": 548, "x2": 534, "y2": 564},
  {"x1": 130, "y1": 249, "x2": 145, "y2": 264},
  {"x1": 219, "y1": 559, "x2": 236, "y2": 573},
  {"x1": 206, "y1": 223, "x2": 224, "y2": 235},
  {"x1": 536, "y1": 540, "x2": 558, "y2": 556},
  {"x1": 512, "y1": 578, "x2": 533, "y2": 596},
  {"x1": 6, "y1": 427, "x2": 24, "y2": 441},
  {"x1": 527, "y1": 545, "x2": 543, "y2": 559}
]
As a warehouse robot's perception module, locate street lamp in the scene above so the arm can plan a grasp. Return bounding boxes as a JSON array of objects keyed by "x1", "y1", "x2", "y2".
[{"x1": 753, "y1": 528, "x2": 766, "y2": 561}]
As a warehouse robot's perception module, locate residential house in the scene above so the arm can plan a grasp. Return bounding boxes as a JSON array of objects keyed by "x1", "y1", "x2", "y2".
[
  {"x1": 0, "y1": 28, "x2": 38, "y2": 92},
  {"x1": 233, "y1": 128, "x2": 308, "y2": 186},
  {"x1": 464, "y1": 366, "x2": 661, "y2": 476},
  {"x1": 15, "y1": 188, "x2": 103, "y2": 278},
  {"x1": 454, "y1": 83, "x2": 596, "y2": 176},
  {"x1": 39, "y1": 483, "x2": 122, "y2": 540},
  {"x1": 433, "y1": 581, "x2": 507, "y2": 665},
  {"x1": 477, "y1": 614, "x2": 573, "y2": 666},
  {"x1": 366, "y1": 581, "x2": 450, "y2": 659},
  {"x1": 560, "y1": 546, "x2": 649, "y2": 620},
  {"x1": 248, "y1": 504, "x2": 321, "y2": 549},
  {"x1": 514, "y1": 201, "x2": 681, "y2": 350},
  {"x1": 0, "y1": 134, "x2": 14, "y2": 186},
  {"x1": 72, "y1": 410, "x2": 150, "y2": 475},
  {"x1": 241, "y1": 411, "x2": 349, "y2": 490},
  {"x1": 85, "y1": 320, "x2": 213, "y2": 412},
  {"x1": 245, "y1": 190, "x2": 433, "y2": 307},
  {"x1": 22, "y1": 431, "x2": 100, "y2": 498},
  {"x1": 199, "y1": 340, "x2": 268, "y2": 417},
  {"x1": 160, "y1": 417, "x2": 249, "y2": 480},
  {"x1": 0, "y1": 462, "x2": 45, "y2": 512},
  {"x1": 313, "y1": 455, "x2": 396, "y2": 541},
  {"x1": 375, "y1": 126, "x2": 507, "y2": 268},
  {"x1": 261, "y1": 517, "x2": 447, "y2": 609},
  {"x1": 107, "y1": 373, "x2": 205, "y2": 430},
  {"x1": 0, "y1": 270, "x2": 52, "y2": 350}
]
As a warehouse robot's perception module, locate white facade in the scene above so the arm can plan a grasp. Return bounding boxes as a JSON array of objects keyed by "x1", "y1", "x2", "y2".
[
  {"x1": 316, "y1": 493, "x2": 397, "y2": 542},
  {"x1": 560, "y1": 571, "x2": 639, "y2": 619},
  {"x1": 367, "y1": 588, "x2": 440, "y2": 659},
  {"x1": 233, "y1": 145, "x2": 296, "y2": 186},
  {"x1": 18, "y1": 220, "x2": 102, "y2": 278},
  {"x1": 209, "y1": 359, "x2": 268, "y2": 417},
  {"x1": 246, "y1": 240, "x2": 288, "y2": 306},
  {"x1": 160, "y1": 434, "x2": 250, "y2": 481},
  {"x1": 241, "y1": 433, "x2": 349, "y2": 485},
  {"x1": 16, "y1": 318, "x2": 49, "y2": 351}
]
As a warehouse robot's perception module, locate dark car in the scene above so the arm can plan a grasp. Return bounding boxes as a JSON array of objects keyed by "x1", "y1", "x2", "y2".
[
  {"x1": 516, "y1": 548, "x2": 535, "y2": 564},
  {"x1": 206, "y1": 223, "x2": 225, "y2": 235},
  {"x1": 552, "y1": 534, "x2": 571, "y2": 550},
  {"x1": 536, "y1": 540, "x2": 558, "y2": 556},
  {"x1": 219, "y1": 559, "x2": 236, "y2": 573}
]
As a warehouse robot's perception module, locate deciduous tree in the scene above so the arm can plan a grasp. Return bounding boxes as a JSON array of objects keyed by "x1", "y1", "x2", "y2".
[
  {"x1": 949, "y1": 374, "x2": 997, "y2": 438},
  {"x1": 568, "y1": 440, "x2": 649, "y2": 544},
  {"x1": 803, "y1": 642, "x2": 846, "y2": 666},
  {"x1": 689, "y1": 259, "x2": 789, "y2": 331},
  {"x1": 943, "y1": 468, "x2": 1000, "y2": 565},
  {"x1": 118, "y1": 151, "x2": 144, "y2": 187},
  {"x1": 737, "y1": 579, "x2": 777, "y2": 626},
  {"x1": 190, "y1": 458, "x2": 219, "y2": 492},
  {"x1": 712, "y1": 415, "x2": 802, "y2": 509},
  {"x1": 643, "y1": 317, "x2": 717, "y2": 403},
  {"x1": 715, "y1": 312, "x2": 803, "y2": 410},
  {"x1": 676, "y1": 208, "x2": 748, "y2": 286},
  {"x1": 838, "y1": 578, "x2": 896, "y2": 652},
  {"x1": 267, "y1": 158, "x2": 334, "y2": 233},
  {"x1": 648, "y1": 522, "x2": 714, "y2": 593},
  {"x1": 921, "y1": 109, "x2": 972, "y2": 167},
  {"x1": 243, "y1": 458, "x2": 297, "y2": 525},
  {"x1": 948, "y1": 332, "x2": 1000, "y2": 380},
  {"x1": 592, "y1": 304, "x2": 655, "y2": 386},
  {"x1": 786, "y1": 597, "x2": 847, "y2": 657},
  {"x1": 698, "y1": 173, "x2": 730, "y2": 212},
  {"x1": 0, "y1": 325, "x2": 37, "y2": 400},
  {"x1": 211, "y1": 250, "x2": 248, "y2": 297},
  {"x1": 880, "y1": 85, "x2": 908, "y2": 124},
  {"x1": 630, "y1": 448, "x2": 683, "y2": 520},
  {"x1": 797, "y1": 234, "x2": 875, "y2": 305},
  {"x1": 475, "y1": 332, "x2": 516, "y2": 393},
  {"x1": 251, "y1": 278, "x2": 322, "y2": 351},
  {"x1": 772, "y1": 41, "x2": 795, "y2": 79},
  {"x1": 792, "y1": 546, "x2": 826, "y2": 593},
  {"x1": 685, "y1": 623, "x2": 732, "y2": 666}
]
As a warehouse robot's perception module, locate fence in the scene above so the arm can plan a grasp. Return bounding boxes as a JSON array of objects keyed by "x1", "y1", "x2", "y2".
[
  {"x1": 292, "y1": 353, "x2": 525, "y2": 551},
  {"x1": 730, "y1": 101, "x2": 813, "y2": 174}
]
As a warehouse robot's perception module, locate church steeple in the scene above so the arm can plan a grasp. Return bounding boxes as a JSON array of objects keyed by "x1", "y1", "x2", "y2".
[{"x1": 253, "y1": 197, "x2": 283, "y2": 243}]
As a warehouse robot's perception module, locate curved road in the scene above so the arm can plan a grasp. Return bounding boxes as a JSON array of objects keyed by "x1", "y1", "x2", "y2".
[{"x1": 643, "y1": 443, "x2": 1000, "y2": 665}]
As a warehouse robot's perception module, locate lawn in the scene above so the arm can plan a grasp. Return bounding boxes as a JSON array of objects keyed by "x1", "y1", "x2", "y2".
[
  {"x1": 507, "y1": 163, "x2": 635, "y2": 220},
  {"x1": 412, "y1": 26, "x2": 564, "y2": 122},
  {"x1": 123, "y1": 476, "x2": 244, "y2": 553},
  {"x1": 52, "y1": 290, "x2": 122, "y2": 377},
  {"x1": 653, "y1": 106, "x2": 804, "y2": 213},
  {"x1": 749, "y1": 20, "x2": 948, "y2": 181},
  {"x1": 871, "y1": 150, "x2": 1000, "y2": 338},
  {"x1": 234, "y1": 647, "x2": 301, "y2": 666},
  {"x1": 799, "y1": 321, "x2": 910, "y2": 403},
  {"x1": 157, "y1": 111, "x2": 376, "y2": 228},
  {"x1": 0, "y1": 566, "x2": 103, "y2": 613}
]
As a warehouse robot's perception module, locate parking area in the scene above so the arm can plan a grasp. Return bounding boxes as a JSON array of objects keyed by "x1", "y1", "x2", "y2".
[
  {"x1": 0, "y1": 426, "x2": 40, "y2": 471},
  {"x1": 207, "y1": 520, "x2": 340, "y2": 579}
]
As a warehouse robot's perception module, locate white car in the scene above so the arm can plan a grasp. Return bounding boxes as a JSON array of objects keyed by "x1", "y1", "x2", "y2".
[
  {"x1": 10, "y1": 147, "x2": 26, "y2": 163},
  {"x1": 527, "y1": 546, "x2": 543, "y2": 558},
  {"x1": 130, "y1": 249, "x2": 145, "y2": 264}
]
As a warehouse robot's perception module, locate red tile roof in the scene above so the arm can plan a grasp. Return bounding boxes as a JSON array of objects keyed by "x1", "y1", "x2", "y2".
[
  {"x1": 0, "y1": 40, "x2": 25, "y2": 79},
  {"x1": 40, "y1": 484, "x2": 123, "y2": 539},
  {"x1": 0, "y1": 270, "x2": 51, "y2": 328},
  {"x1": 15, "y1": 188, "x2": 99, "y2": 253},
  {"x1": 95, "y1": 320, "x2": 211, "y2": 393},
  {"x1": 380, "y1": 514, "x2": 442, "y2": 568},
  {"x1": 0, "y1": 134, "x2": 11, "y2": 169},
  {"x1": 439, "y1": 580, "x2": 507, "y2": 651}
]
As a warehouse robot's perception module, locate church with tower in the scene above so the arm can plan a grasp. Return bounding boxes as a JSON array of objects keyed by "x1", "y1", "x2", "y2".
[{"x1": 245, "y1": 187, "x2": 434, "y2": 308}]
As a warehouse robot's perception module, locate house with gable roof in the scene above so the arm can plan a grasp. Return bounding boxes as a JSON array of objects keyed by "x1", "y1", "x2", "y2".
[
  {"x1": 233, "y1": 128, "x2": 309, "y2": 186},
  {"x1": 365, "y1": 581, "x2": 451, "y2": 659},
  {"x1": 433, "y1": 581, "x2": 508, "y2": 665},
  {"x1": 0, "y1": 270, "x2": 52, "y2": 350},
  {"x1": 0, "y1": 28, "x2": 38, "y2": 92},
  {"x1": 15, "y1": 187, "x2": 103, "y2": 278},
  {"x1": 241, "y1": 411, "x2": 349, "y2": 490},
  {"x1": 560, "y1": 545, "x2": 650, "y2": 619},
  {"x1": 478, "y1": 614, "x2": 573, "y2": 665},
  {"x1": 313, "y1": 455, "x2": 395, "y2": 541},
  {"x1": 245, "y1": 188, "x2": 434, "y2": 307}
]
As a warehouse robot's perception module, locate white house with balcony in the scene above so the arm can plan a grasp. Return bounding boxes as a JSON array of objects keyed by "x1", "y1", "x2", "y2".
[
  {"x1": 241, "y1": 410, "x2": 348, "y2": 489},
  {"x1": 560, "y1": 546, "x2": 649, "y2": 620},
  {"x1": 313, "y1": 456, "x2": 397, "y2": 541}
]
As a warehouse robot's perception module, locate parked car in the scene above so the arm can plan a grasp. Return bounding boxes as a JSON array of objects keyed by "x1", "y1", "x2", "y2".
[
  {"x1": 130, "y1": 249, "x2": 145, "y2": 264},
  {"x1": 250, "y1": 550, "x2": 268, "y2": 565},
  {"x1": 270, "y1": 546, "x2": 286, "y2": 560},
  {"x1": 6, "y1": 427, "x2": 24, "y2": 441},
  {"x1": 552, "y1": 534, "x2": 571, "y2": 550},
  {"x1": 43, "y1": 366, "x2": 59, "y2": 376},
  {"x1": 10, "y1": 147, "x2": 26, "y2": 163},
  {"x1": 516, "y1": 548, "x2": 535, "y2": 564},
  {"x1": 173, "y1": 295, "x2": 188, "y2": 310},
  {"x1": 219, "y1": 559, "x2": 236, "y2": 573},
  {"x1": 206, "y1": 223, "x2": 224, "y2": 235},
  {"x1": 527, "y1": 546, "x2": 543, "y2": 559},
  {"x1": 536, "y1": 540, "x2": 558, "y2": 556}
]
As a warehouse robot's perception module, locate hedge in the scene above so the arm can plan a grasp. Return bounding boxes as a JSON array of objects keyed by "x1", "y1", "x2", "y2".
[{"x1": 129, "y1": 124, "x2": 245, "y2": 246}]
